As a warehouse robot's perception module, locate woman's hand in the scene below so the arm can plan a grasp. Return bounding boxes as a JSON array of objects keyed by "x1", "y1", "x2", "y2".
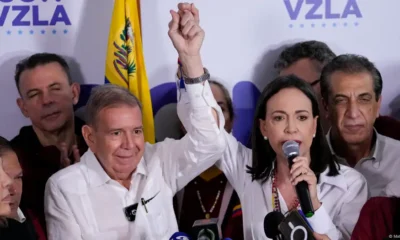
[
  {"x1": 290, "y1": 156, "x2": 321, "y2": 210},
  {"x1": 313, "y1": 232, "x2": 331, "y2": 240}
]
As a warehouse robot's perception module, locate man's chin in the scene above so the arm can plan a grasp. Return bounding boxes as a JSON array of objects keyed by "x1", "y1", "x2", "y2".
[
  {"x1": 342, "y1": 136, "x2": 368, "y2": 145},
  {"x1": 6, "y1": 208, "x2": 19, "y2": 220},
  {"x1": 10, "y1": 204, "x2": 18, "y2": 212},
  {"x1": 40, "y1": 120, "x2": 68, "y2": 132}
]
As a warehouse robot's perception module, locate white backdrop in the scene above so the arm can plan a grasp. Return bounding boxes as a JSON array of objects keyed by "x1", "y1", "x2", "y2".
[{"x1": 1, "y1": 0, "x2": 400, "y2": 144}]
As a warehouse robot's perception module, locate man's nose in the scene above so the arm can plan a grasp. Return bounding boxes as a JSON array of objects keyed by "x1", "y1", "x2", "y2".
[
  {"x1": 346, "y1": 100, "x2": 361, "y2": 119},
  {"x1": 121, "y1": 133, "x2": 135, "y2": 149},
  {"x1": 8, "y1": 183, "x2": 16, "y2": 195},
  {"x1": 41, "y1": 91, "x2": 55, "y2": 106}
]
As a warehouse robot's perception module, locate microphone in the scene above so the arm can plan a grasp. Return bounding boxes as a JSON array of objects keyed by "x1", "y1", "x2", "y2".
[
  {"x1": 169, "y1": 232, "x2": 192, "y2": 240},
  {"x1": 264, "y1": 211, "x2": 285, "y2": 240},
  {"x1": 282, "y1": 141, "x2": 314, "y2": 218},
  {"x1": 190, "y1": 218, "x2": 222, "y2": 240},
  {"x1": 278, "y1": 210, "x2": 315, "y2": 240}
]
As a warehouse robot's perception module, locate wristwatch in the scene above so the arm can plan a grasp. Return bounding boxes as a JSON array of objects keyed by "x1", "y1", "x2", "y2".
[{"x1": 182, "y1": 67, "x2": 210, "y2": 84}]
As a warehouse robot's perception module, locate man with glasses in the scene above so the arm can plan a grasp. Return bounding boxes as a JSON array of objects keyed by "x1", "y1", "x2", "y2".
[
  {"x1": 274, "y1": 40, "x2": 335, "y2": 132},
  {"x1": 274, "y1": 40, "x2": 400, "y2": 140}
]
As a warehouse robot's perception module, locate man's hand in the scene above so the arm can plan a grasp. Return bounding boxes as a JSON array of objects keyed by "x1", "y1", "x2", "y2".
[
  {"x1": 313, "y1": 232, "x2": 331, "y2": 240},
  {"x1": 168, "y1": 3, "x2": 204, "y2": 78},
  {"x1": 177, "y1": 2, "x2": 200, "y2": 25},
  {"x1": 168, "y1": 3, "x2": 203, "y2": 57},
  {"x1": 59, "y1": 143, "x2": 80, "y2": 168}
]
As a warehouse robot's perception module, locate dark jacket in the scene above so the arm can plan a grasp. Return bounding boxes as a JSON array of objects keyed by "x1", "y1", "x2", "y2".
[
  {"x1": 0, "y1": 215, "x2": 38, "y2": 240},
  {"x1": 10, "y1": 117, "x2": 88, "y2": 238}
]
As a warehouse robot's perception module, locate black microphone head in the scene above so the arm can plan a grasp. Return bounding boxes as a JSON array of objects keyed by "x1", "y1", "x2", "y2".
[
  {"x1": 282, "y1": 140, "x2": 299, "y2": 159},
  {"x1": 191, "y1": 218, "x2": 221, "y2": 240},
  {"x1": 264, "y1": 211, "x2": 285, "y2": 238}
]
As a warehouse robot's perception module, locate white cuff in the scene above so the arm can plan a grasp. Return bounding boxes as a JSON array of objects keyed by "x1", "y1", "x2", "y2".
[{"x1": 307, "y1": 204, "x2": 334, "y2": 234}]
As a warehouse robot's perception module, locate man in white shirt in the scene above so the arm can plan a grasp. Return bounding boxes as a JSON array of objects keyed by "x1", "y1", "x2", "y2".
[
  {"x1": 44, "y1": 4, "x2": 226, "y2": 239},
  {"x1": 320, "y1": 54, "x2": 400, "y2": 197}
]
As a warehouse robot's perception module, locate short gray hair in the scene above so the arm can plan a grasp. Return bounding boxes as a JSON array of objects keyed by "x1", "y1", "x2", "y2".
[{"x1": 85, "y1": 84, "x2": 142, "y2": 126}]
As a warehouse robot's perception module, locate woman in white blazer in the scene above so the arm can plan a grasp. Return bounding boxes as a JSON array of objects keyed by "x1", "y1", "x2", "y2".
[{"x1": 214, "y1": 75, "x2": 368, "y2": 240}]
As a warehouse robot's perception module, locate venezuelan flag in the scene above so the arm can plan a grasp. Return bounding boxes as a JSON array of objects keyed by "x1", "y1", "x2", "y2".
[
  {"x1": 232, "y1": 204, "x2": 242, "y2": 218},
  {"x1": 105, "y1": 0, "x2": 155, "y2": 143}
]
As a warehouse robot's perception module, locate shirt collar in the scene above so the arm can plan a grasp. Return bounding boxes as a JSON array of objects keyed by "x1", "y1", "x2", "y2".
[
  {"x1": 318, "y1": 166, "x2": 347, "y2": 192},
  {"x1": 84, "y1": 149, "x2": 147, "y2": 188},
  {"x1": 15, "y1": 208, "x2": 26, "y2": 223},
  {"x1": 326, "y1": 128, "x2": 380, "y2": 161}
]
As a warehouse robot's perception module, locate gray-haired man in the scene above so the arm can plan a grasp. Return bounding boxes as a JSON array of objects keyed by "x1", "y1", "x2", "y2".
[
  {"x1": 275, "y1": 40, "x2": 400, "y2": 140},
  {"x1": 44, "y1": 3, "x2": 225, "y2": 239}
]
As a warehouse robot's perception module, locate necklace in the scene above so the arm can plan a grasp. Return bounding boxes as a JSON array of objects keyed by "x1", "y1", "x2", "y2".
[
  {"x1": 195, "y1": 180, "x2": 223, "y2": 219},
  {"x1": 271, "y1": 168, "x2": 299, "y2": 212}
]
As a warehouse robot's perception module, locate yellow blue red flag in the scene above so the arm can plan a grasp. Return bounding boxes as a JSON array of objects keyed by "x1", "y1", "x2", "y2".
[{"x1": 105, "y1": 0, "x2": 155, "y2": 143}]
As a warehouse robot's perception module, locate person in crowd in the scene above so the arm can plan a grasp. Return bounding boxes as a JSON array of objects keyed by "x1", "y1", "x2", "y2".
[
  {"x1": 320, "y1": 54, "x2": 400, "y2": 197},
  {"x1": 351, "y1": 196, "x2": 400, "y2": 240},
  {"x1": 0, "y1": 136, "x2": 42, "y2": 239},
  {"x1": 0, "y1": 156, "x2": 12, "y2": 217},
  {"x1": 2, "y1": 137, "x2": 23, "y2": 222},
  {"x1": 223, "y1": 75, "x2": 367, "y2": 239},
  {"x1": 178, "y1": 4, "x2": 367, "y2": 239},
  {"x1": 274, "y1": 41, "x2": 335, "y2": 132},
  {"x1": 44, "y1": 3, "x2": 225, "y2": 239},
  {"x1": 10, "y1": 53, "x2": 87, "y2": 235},
  {"x1": 174, "y1": 78, "x2": 243, "y2": 239},
  {"x1": 275, "y1": 41, "x2": 400, "y2": 139},
  {"x1": 0, "y1": 156, "x2": 12, "y2": 238}
]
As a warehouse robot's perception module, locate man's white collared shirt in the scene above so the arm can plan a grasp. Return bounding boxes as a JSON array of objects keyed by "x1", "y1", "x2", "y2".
[
  {"x1": 326, "y1": 130, "x2": 400, "y2": 197},
  {"x1": 44, "y1": 81, "x2": 226, "y2": 240}
]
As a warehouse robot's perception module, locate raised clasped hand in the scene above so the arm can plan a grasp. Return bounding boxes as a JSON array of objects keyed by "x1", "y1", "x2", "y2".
[{"x1": 168, "y1": 3, "x2": 204, "y2": 58}]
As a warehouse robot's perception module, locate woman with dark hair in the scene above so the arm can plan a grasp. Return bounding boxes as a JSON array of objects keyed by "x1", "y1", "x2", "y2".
[{"x1": 212, "y1": 75, "x2": 368, "y2": 239}]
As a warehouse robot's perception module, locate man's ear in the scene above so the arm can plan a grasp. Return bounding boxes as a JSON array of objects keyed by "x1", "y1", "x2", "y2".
[
  {"x1": 376, "y1": 95, "x2": 382, "y2": 118},
  {"x1": 82, "y1": 125, "x2": 95, "y2": 151},
  {"x1": 322, "y1": 98, "x2": 329, "y2": 119},
  {"x1": 71, "y1": 83, "x2": 81, "y2": 105},
  {"x1": 16, "y1": 98, "x2": 29, "y2": 118},
  {"x1": 322, "y1": 98, "x2": 328, "y2": 111}
]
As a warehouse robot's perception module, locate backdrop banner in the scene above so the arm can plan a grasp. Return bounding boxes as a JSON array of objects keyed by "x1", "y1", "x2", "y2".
[{"x1": 1, "y1": 0, "x2": 399, "y2": 146}]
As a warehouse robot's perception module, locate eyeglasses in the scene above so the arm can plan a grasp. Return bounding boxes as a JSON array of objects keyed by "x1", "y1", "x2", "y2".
[{"x1": 310, "y1": 79, "x2": 321, "y2": 86}]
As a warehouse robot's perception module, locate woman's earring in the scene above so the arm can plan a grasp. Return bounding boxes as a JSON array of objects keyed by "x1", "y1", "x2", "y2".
[
  {"x1": 313, "y1": 134, "x2": 316, "y2": 138},
  {"x1": 264, "y1": 136, "x2": 268, "y2": 140}
]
